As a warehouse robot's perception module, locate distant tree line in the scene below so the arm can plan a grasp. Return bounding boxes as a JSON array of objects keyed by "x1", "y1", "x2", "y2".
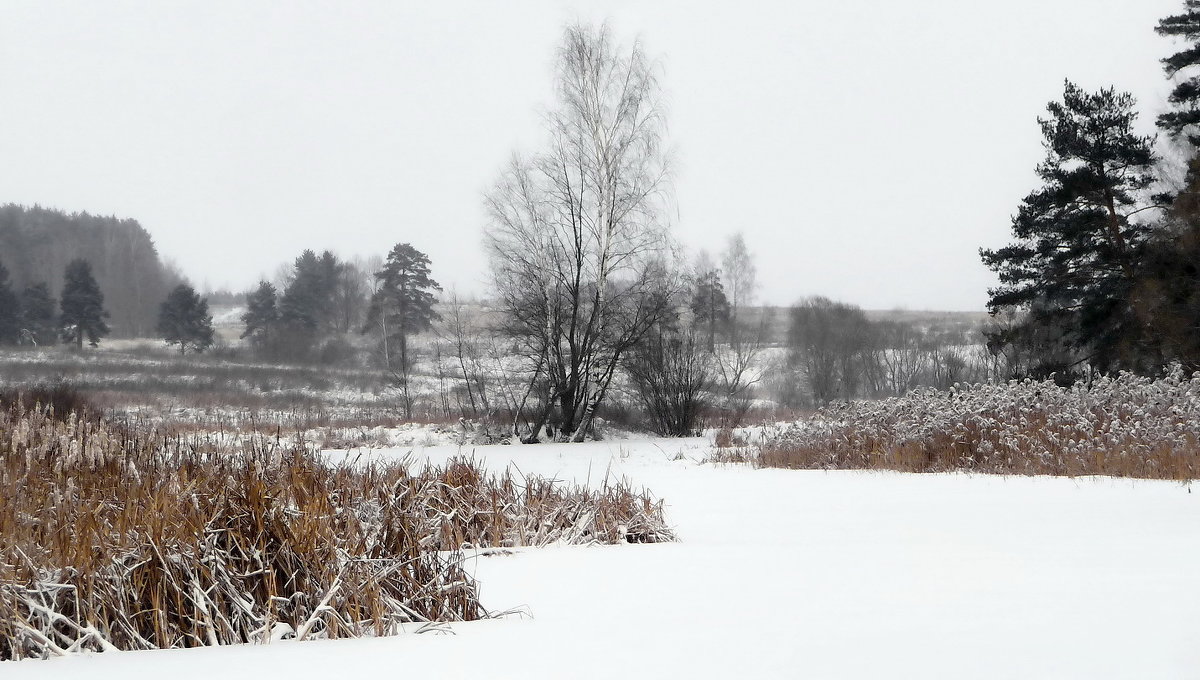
[
  {"x1": 238, "y1": 246, "x2": 441, "y2": 408},
  {"x1": 0, "y1": 204, "x2": 183, "y2": 338},
  {"x1": 981, "y1": 1, "x2": 1200, "y2": 381}
]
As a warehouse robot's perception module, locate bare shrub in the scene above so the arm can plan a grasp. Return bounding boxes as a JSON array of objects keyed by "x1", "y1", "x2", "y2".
[{"x1": 625, "y1": 332, "x2": 714, "y2": 436}]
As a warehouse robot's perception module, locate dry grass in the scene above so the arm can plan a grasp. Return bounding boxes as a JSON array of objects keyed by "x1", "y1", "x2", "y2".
[
  {"x1": 0, "y1": 402, "x2": 674, "y2": 660},
  {"x1": 733, "y1": 369, "x2": 1200, "y2": 481}
]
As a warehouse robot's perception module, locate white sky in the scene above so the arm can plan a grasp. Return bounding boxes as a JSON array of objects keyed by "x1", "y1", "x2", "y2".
[{"x1": 0, "y1": 0, "x2": 1185, "y2": 310}]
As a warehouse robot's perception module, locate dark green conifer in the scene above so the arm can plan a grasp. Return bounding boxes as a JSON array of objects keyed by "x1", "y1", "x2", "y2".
[
  {"x1": 157, "y1": 284, "x2": 215, "y2": 355},
  {"x1": 981, "y1": 82, "x2": 1157, "y2": 375},
  {"x1": 59, "y1": 259, "x2": 110, "y2": 348},
  {"x1": 18, "y1": 283, "x2": 57, "y2": 346},
  {"x1": 0, "y1": 261, "x2": 19, "y2": 345}
]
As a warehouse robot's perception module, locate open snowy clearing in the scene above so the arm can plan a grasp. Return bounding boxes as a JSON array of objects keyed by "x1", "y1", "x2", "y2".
[{"x1": 8, "y1": 438, "x2": 1199, "y2": 679}]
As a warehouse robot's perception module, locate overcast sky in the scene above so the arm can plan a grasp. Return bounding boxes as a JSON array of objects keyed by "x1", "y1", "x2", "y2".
[{"x1": 0, "y1": 0, "x2": 1186, "y2": 310}]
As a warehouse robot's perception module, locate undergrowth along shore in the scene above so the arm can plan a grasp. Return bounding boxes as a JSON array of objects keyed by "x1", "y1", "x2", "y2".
[
  {"x1": 717, "y1": 368, "x2": 1200, "y2": 481},
  {"x1": 0, "y1": 403, "x2": 674, "y2": 661}
]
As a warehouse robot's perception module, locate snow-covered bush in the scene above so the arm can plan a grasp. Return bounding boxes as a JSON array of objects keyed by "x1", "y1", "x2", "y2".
[
  {"x1": 753, "y1": 367, "x2": 1200, "y2": 480},
  {"x1": 0, "y1": 404, "x2": 673, "y2": 660}
]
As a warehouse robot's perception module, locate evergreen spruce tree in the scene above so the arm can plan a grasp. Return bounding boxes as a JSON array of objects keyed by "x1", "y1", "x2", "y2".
[
  {"x1": 59, "y1": 259, "x2": 110, "y2": 348},
  {"x1": 364, "y1": 244, "x2": 441, "y2": 412},
  {"x1": 981, "y1": 81, "x2": 1157, "y2": 376},
  {"x1": 316, "y1": 250, "x2": 344, "y2": 333},
  {"x1": 240, "y1": 281, "x2": 280, "y2": 354},
  {"x1": 157, "y1": 284, "x2": 215, "y2": 355},
  {"x1": 280, "y1": 250, "x2": 340, "y2": 332},
  {"x1": 0, "y1": 260, "x2": 20, "y2": 345},
  {"x1": 18, "y1": 283, "x2": 57, "y2": 346}
]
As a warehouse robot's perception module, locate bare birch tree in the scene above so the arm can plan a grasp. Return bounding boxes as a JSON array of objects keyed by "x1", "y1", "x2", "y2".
[
  {"x1": 714, "y1": 232, "x2": 766, "y2": 421},
  {"x1": 485, "y1": 24, "x2": 675, "y2": 442}
]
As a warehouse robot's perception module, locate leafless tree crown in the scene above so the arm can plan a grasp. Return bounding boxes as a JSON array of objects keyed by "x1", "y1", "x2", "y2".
[{"x1": 484, "y1": 23, "x2": 675, "y2": 441}]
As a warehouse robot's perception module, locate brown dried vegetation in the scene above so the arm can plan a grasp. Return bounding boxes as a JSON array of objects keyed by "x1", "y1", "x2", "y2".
[
  {"x1": 734, "y1": 370, "x2": 1200, "y2": 480},
  {"x1": 0, "y1": 401, "x2": 674, "y2": 660}
]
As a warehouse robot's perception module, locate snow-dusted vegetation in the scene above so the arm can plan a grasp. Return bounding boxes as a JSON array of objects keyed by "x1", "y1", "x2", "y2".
[
  {"x1": 0, "y1": 401, "x2": 672, "y2": 660},
  {"x1": 5, "y1": 437, "x2": 1197, "y2": 679},
  {"x1": 746, "y1": 368, "x2": 1200, "y2": 480},
  {"x1": 6, "y1": 2, "x2": 1200, "y2": 675}
]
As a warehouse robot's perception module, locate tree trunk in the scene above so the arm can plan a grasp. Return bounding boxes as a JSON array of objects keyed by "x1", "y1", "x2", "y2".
[{"x1": 1104, "y1": 190, "x2": 1135, "y2": 280}]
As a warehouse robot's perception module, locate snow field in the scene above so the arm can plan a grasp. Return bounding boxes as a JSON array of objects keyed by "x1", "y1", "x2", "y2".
[{"x1": 8, "y1": 438, "x2": 1199, "y2": 679}]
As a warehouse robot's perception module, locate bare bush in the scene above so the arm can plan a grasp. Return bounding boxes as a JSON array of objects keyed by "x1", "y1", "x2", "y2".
[{"x1": 625, "y1": 331, "x2": 714, "y2": 436}]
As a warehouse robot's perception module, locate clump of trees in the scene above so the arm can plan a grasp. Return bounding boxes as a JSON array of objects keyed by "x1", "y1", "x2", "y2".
[
  {"x1": 981, "y1": 1, "x2": 1200, "y2": 379},
  {"x1": 775, "y1": 300, "x2": 992, "y2": 407},
  {"x1": 234, "y1": 244, "x2": 443, "y2": 403},
  {"x1": 0, "y1": 257, "x2": 115, "y2": 349},
  {"x1": 239, "y1": 249, "x2": 375, "y2": 365}
]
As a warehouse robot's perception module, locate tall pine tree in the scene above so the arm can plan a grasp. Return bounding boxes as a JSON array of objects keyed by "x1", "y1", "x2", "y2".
[
  {"x1": 981, "y1": 81, "x2": 1158, "y2": 376},
  {"x1": 364, "y1": 244, "x2": 441, "y2": 411},
  {"x1": 59, "y1": 259, "x2": 110, "y2": 348}
]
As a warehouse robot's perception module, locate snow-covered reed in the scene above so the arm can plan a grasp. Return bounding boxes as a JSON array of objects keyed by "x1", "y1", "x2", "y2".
[
  {"x1": 743, "y1": 367, "x2": 1200, "y2": 480},
  {"x1": 0, "y1": 402, "x2": 673, "y2": 660}
]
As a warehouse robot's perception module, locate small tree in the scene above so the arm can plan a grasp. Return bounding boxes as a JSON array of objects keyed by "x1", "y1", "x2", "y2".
[
  {"x1": 437, "y1": 291, "x2": 491, "y2": 419},
  {"x1": 280, "y1": 250, "x2": 330, "y2": 333},
  {"x1": 714, "y1": 233, "x2": 766, "y2": 421},
  {"x1": 364, "y1": 243, "x2": 442, "y2": 415},
  {"x1": 59, "y1": 259, "x2": 110, "y2": 348},
  {"x1": 18, "y1": 283, "x2": 57, "y2": 346},
  {"x1": 689, "y1": 265, "x2": 729, "y2": 353},
  {"x1": 0, "y1": 261, "x2": 19, "y2": 345},
  {"x1": 157, "y1": 284, "x2": 215, "y2": 355},
  {"x1": 241, "y1": 281, "x2": 281, "y2": 356}
]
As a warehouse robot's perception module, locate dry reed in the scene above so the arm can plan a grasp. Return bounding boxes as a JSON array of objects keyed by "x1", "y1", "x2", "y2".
[
  {"x1": 733, "y1": 368, "x2": 1200, "y2": 480},
  {"x1": 0, "y1": 402, "x2": 674, "y2": 660}
]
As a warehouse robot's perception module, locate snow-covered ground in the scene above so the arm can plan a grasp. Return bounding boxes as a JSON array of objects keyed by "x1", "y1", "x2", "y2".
[{"x1": 8, "y1": 439, "x2": 1199, "y2": 679}]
